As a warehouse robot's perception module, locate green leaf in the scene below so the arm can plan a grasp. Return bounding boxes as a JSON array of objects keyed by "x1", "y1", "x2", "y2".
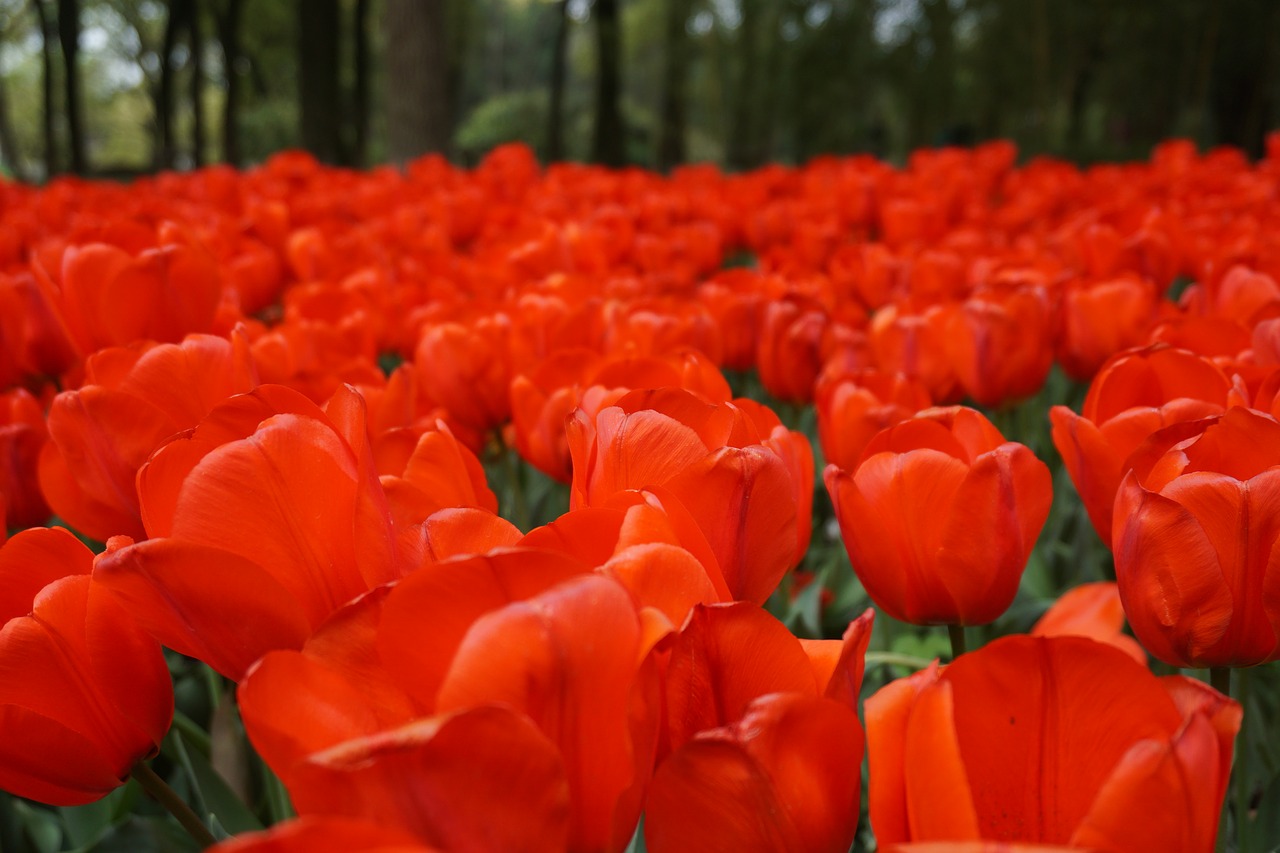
[
  {"x1": 11, "y1": 801, "x2": 60, "y2": 853},
  {"x1": 59, "y1": 784, "x2": 131, "y2": 848},
  {"x1": 67, "y1": 815, "x2": 200, "y2": 853},
  {"x1": 163, "y1": 727, "x2": 264, "y2": 839}
]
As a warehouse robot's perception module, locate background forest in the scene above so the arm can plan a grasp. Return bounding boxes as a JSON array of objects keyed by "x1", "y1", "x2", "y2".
[{"x1": 0, "y1": 0, "x2": 1277, "y2": 182}]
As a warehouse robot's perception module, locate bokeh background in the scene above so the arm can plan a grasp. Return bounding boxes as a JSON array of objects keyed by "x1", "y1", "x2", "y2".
[{"x1": 0, "y1": 0, "x2": 1277, "y2": 181}]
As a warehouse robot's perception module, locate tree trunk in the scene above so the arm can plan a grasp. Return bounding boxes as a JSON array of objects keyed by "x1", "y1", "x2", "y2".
[
  {"x1": 656, "y1": 0, "x2": 687, "y2": 170},
  {"x1": 725, "y1": 0, "x2": 759, "y2": 170},
  {"x1": 33, "y1": 0, "x2": 58, "y2": 177},
  {"x1": 190, "y1": 0, "x2": 206, "y2": 167},
  {"x1": 58, "y1": 0, "x2": 85, "y2": 174},
  {"x1": 591, "y1": 0, "x2": 625, "y2": 166},
  {"x1": 0, "y1": 36, "x2": 23, "y2": 180},
  {"x1": 216, "y1": 0, "x2": 243, "y2": 166},
  {"x1": 349, "y1": 0, "x2": 370, "y2": 166},
  {"x1": 546, "y1": 0, "x2": 569, "y2": 161},
  {"x1": 158, "y1": 0, "x2": 182, "y2": 169},
  {"x1": 384, "y1": 0, "x2": 452, "y2": 164},
  {"x1": 297, "y1": 0, "x2": 342, "y2": 164}
]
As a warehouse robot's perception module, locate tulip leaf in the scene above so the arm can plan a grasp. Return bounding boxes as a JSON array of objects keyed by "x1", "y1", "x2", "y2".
[
  {"x1": 170, "y1": 728, "x2": 265, "y2": 836},
  {"x1": 59, "y1": 783, "x2": 131, "y2": 848},
  {"x1": 11, "y1": 801, "x2": 60, "y2": 853},
  {"x1": 64, "y1": 814, "x2": 199, "y2": 853}
]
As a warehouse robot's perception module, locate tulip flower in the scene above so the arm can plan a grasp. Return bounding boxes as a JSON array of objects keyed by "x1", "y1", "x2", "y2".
[
  {"x1": 567, "y1": 387, "x2": 805, "y2": 604},
  {"x1": 866, "y1": 635, "x2": 1240, "y2": 851},
  {"x1": 38, "y1": 330, "x2": 258, "y2": 541},
  {"x1": 945, "y1": 284, "x2": 1054, "y2": 407},
  {"x1": 0, "y1": 388, "x2": 49, "y2": 530},
  {"x1": 210, "y1": 816, "x2": 439, "y2": 853},
  {"x1": 1113, "y1": 406, "x2": 1280, "y2": 667},
  {"x1": 1049, "y1": 345, "x2": 1236, "y2": 547},
  {"x1": 815, "y1": 366, "x2": 931, "y2": 471},
  {"x1": 0, "y1": 527, "x2": 173, "y2": 805},
  {"x1": 1055, "y1": 274, "x2": 1162, "y2": 381},
  {"x1": 94, "y1": 384, "x2": 405, "y2": 680},
  {"x1": 825, "y1": 406, "x2": 1051, "y2": 626},
  {"x1": 646, "y1": 606, "x2": 874, "y2": 853},
  {"x1": 1030, "y1": 582, "x2": 1145, "y2": 665}
]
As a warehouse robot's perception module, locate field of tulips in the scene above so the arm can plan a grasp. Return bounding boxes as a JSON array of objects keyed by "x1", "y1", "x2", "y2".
[{"x1": 2, "y1": 136, "x2": 1280, "y2": 852}]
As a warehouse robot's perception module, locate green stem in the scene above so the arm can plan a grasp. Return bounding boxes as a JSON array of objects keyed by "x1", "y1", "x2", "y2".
[
  {"x1": 1235, "y1": 668, "x2": 1252, "y2": 853},
  {"x1": 131, "y1": 761, "x2": 217, "y2": 849},
  {"x1": 503, "y1": 442, "x2": 530, "y2": 532},
  {"x1": 1210, "y1": 666, "x2": 1232, "y2": 697},
  {"x1": 948, "y1": 623, "x2": 967, "y2": 659},
  {"x1": 864, "y1": 651, "x2": 934, "y2": 671}
]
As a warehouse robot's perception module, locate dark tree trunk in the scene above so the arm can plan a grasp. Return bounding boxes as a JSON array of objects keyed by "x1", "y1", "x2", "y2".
[
  {"x1": 725, "y1": 0, "x2": 759, "y2": 170},
  {"x1": 297, "y1": 0, "x2": 342, "y2": 164},
  {"x1": 216, "y1": 0, "x2": 243, "y2": 166},
  {"x1": 57, "y1": 0, "x2": 85, "y2": 174},
  {"x1": 591, "y1": 0, "x2": 625, "y2": 166},
  {"x1": 656, "y1": 0, "x2": 687, "y2": 170},
  {"x1": 384, "y1": 0, "x2": 452, "y2": 164},
  {"x1": 33, "y1": 0, "x2": 58, "y2": 177},
  {"x1": 158, "y1": 0, "x2": 182, "y2": 169},
  {"x1": 546, "y1": 0, "x2": 569, "y2": 161},
  {"x1": 189, "y1": 0, "x2": 206, "y2": 167},
  {"x1": 350, "y1": 0, "x2": 371, "y2": 166},
  {"x1": 0, "y1": 44, "x2": 22, "y2": 180}
]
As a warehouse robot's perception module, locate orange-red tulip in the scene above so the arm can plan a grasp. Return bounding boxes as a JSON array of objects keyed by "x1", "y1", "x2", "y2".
[
  {"x1": 1049, "y1": 345, "x2": 1236, "y2": 547},
  {"x1": 815, "y1": 366, "x2": 931, "y2": 471},
  {"x1": 825, "y1": 406, "x2": 1051, "y2": 626},
  {"x1": 646, "y1": 606, "x2": 874, "y2": 853},
  {"x1": 93, "y1": 384, "x2": 404, "y2": 679},
  {"x1": 567, "y1": 388, "x2": 803, "y2": 604},
  {"x1": 0, "y1": 388, "x2": 49, "y2": 529},
  {"x1": 0, "y1": 527, "x2": 173, "y2": 805},
  {"x1": 209, "y1": 816, "x2": 438, "y2": 853},
  {"x1": 1030, "y1": 582, "x2": 1145, "y2": 665},
  {"x1": 1113, "y1": 406, "x2": 1280, "y2": 667},
  {"x1": 866, "y1": 635, "x2": 1239, "y2": 851},
  {"x1": 38, "y1": 331, "x2": 258, "y2": 541}
]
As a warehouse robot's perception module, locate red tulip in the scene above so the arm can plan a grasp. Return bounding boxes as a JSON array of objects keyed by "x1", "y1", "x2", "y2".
[
  {"x1": 1030, "y1": 582, "x2": 1145, "y2": 665},
  {"x1": 826, "y1": 406, "x2": 1051, "y2": 626},
  {"x1": 38, "y1": 331, "x2": 258, "y2": 541},
  {"x1": 815, "y1": 367, "x2": 931, "y2": 471},
  {"x1": 93, "y1": 384, "x2": 404, "y2": 680},
  {"x1": 1113, "y1": 406, "x2": 1280, "y2": 667},
  {"x1": 866, "y1": 635, "x2": 1239, "y2": 851},
  {"x1": 1049, "y1": 346, "x2": 1235, "y2": 547},
  {"x1": 646, "y1": 607, "x2": 874, "y2": 853},
  {"x1": 567, "y1": 388, "x2": 803, "y2": 604},
  {"x1": 1055, "y1": 274, "x2": 1161, "y2": 381},
  {"x1": 0, "y1": 527, "x2": 173, "y2": 805},
  {"x1": 0, "y1": 388, "x2": 50, "y2": 529},
  {"x1": 945, "y1": 284, "x2": 1054, "y2": 407},
  {"x1": 210, "y1": 816, "x2": 438, "y2": 853}
]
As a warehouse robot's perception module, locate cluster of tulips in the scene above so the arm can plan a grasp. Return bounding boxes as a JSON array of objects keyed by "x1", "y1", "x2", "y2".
[{"x1": 2, "y1": 135, "x2": 1280, "y2": 852}]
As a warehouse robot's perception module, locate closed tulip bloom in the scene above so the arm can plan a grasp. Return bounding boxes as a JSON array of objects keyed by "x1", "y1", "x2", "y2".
[
  {"x1": 825, "y1": 407, "x2": 1051, "y2": 626},
  {"x1": 0, "y1": 527, "x2": 173, "y2": 805},
  {"x1": 1113, "y1": 407, "x2": 1280, "y2": 667},
  {"x1": 866, "y1": 636, "x2": 1240, "y2": 851},
  {"x1": 815, "y1": 367, "x2": 931, "y2": 471}
]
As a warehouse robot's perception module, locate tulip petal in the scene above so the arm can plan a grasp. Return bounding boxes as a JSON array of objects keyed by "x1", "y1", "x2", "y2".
[{"x1": 291, "y1": 706, "x2": 571, "y2": 853}]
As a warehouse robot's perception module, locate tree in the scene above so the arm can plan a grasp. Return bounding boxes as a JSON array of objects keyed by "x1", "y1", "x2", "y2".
[
  {"x1": 58, "y1": 0, "x2": 85, "y2": 173},
  {"x1": 591, "y1": 0, "x2": 625, "y2": 165},
  {"x1": 546, "y1": 0, "x2": 569, "y2": 161},
  {"x1": 383, "y1": 0, "x2": 452, "y2": 163},
  {"x1": 33, "y1": 0, "x2": 58, "y2": 175},
  {"x1": 297, "y1": 0, "x2": 341, "y2": 163},
  {"x1": 656, "y1": 0, "x2": 687, "y2": 170},
  {"x1": 213, "y1": 0, "x2": 244, "y2": 165}
]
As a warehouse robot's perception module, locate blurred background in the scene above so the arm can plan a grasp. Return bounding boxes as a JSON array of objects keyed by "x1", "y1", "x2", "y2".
[{"x1": 0, "y1": 0, "x2": 1277, "y2": 182}]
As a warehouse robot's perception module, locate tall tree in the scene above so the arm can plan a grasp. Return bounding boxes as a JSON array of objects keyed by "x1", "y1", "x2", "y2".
[
  {"x1": 189, "y1": 0, "x2": 206, "y2": 167},
  {"x1": 214, "y1": 0, "x2": 244, "y2": 165},
  {"x1": 546, "y1": 0, "x2": 569, "y2": 162},
  {"x1": 384, "y1": 0, "x2": 452, "y2": 163},
  {"x1": 32, "y1": 0, "x2": 59, "y2": 176},
  {"x1": 349, "y1": 0, "x2": 371, "y2": 166},
  {"x1": 0, "y1": 4, "x2": 24, "y2": 179},
  {"x1": 297, "y1": 0, "x2": 342, "y2": 163},
  {"x1": 57, "y1": 0, "x2": 85, "y2": 174},
  {"x1": 656, "y1": 0, "x2": 687, "y2": 170},
  {"x1": 158, "y1": 0, "x2": 184, "y2": 168},
  {"x1": 591, "y1": 0, "x2": 625, "y2": 166}
]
